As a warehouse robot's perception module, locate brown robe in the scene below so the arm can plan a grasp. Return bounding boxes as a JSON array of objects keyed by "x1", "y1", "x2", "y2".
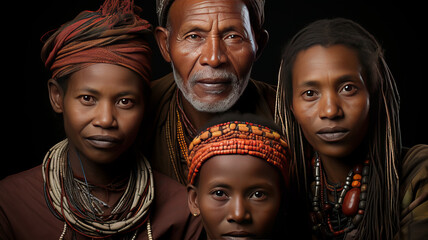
[
  {"x1": 144, "y1": 73, "x2": 276, "y2": 184},
  {"x1": 0, "y1": 165, "x2": 202, "y2": 240},
  {"x1": 395, "y1": 144, "x2": 428, "y2": 240}
]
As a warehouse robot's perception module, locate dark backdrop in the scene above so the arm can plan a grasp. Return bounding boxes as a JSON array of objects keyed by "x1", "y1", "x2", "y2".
[{"x1": 3, "y1": 1, "x2": 426, "y2": 179}]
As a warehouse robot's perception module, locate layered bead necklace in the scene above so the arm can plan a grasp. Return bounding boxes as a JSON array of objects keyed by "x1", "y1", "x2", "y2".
[
  {"x1": 310, "y1": 153, "x2": 369, "y2": 238},
  {"x1": 42, "y1": 139, "x2": 154, "y2": 239}
]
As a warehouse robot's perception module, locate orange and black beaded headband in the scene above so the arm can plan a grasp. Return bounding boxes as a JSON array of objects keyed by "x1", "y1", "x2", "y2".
[{"x1": 187, "y1": 121, "x2": 290, "y2": 185}]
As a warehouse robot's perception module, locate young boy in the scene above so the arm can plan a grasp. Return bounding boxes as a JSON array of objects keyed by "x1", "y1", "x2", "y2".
[
  {"x1": 186, "y1": 113, "x2": 290, "y2": 239},
  {"x1": 0, "y1": 0, "x2": 201, "y2": 239}
]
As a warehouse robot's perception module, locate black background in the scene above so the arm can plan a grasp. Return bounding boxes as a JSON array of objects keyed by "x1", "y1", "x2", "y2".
[{"x1": 3, "y1": 1, "x2": 426, "y2": 179}]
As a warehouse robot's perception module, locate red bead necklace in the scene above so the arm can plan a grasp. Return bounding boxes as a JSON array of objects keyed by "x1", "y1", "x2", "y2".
[{"x1": 310, "y1": 154, "x2": 369, "y2": 237}]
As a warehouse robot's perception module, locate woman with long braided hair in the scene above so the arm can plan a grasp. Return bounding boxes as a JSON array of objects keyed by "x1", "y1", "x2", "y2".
[{"x1": 275, "y1": 18, "x2": 428, "y2": 239}]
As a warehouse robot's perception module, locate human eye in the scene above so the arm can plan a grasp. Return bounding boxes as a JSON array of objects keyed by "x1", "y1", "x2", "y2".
[
  {"x1": 340, "y1": 84, "x2": 358, "y2": 96},
  {"x1": 301, "y1": 90, "x2": 319, "y2": 101},
  {"x1": 117, "y1": 98, "x2": 135, "y2": 109},
  {"x1": 185, "y1": 33, "x2": 203, "y2": 42},
  {"x1": 249, "y1": 191, "x2": 267, "y2": 201},
  {"x1": 224, "y1": 33, "x2": 243, "y2": 43},
  {"x1": 210, "y1": 189, "x2": 229, "y2": 201},
  {"x1": 79, "y1": 95, "x2": 96, "y2": 106}
]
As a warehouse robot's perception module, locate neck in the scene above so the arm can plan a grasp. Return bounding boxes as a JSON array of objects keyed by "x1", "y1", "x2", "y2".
[
  {"x1": 67, "y1": 144, "x2": 131, "y2": 186},
  {"x1": 179, "y1": 93, "x2": 219, "y2": 132},
  {"x1": 318, "y1": 147, "x2": 366, "y2": 184}
]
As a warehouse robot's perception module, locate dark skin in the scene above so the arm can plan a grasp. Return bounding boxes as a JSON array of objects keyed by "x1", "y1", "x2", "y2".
[
  {"x1": 155, "y1": 0, "x2": 268, "y2": 131},
  {"x1": 48, "y1": 63, "x2": 146, "y2": 208},
  {"x1": 291, "y1": 45, "x2": 370, "y2": 194},
  {"x1": 187, "y1": 155, "x2": 282, "y2": 240}
]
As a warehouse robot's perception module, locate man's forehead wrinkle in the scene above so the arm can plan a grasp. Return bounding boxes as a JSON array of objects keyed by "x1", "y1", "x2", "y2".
[{"x1": 185, "y1": 1, "x2": 241, "y2": 15}]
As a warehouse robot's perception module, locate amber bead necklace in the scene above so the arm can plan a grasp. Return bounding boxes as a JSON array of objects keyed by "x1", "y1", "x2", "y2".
[{"x1": 310, "y1": 153, "x2": 369, "y2": 237}]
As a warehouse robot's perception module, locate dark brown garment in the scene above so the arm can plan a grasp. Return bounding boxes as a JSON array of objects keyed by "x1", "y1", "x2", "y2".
[
  {"x1": 144, "y1": 73, "x2": 276, "y2": 184},
  {"x1": 318, "y1": 144, "x2": 428, "y2": 240},
  {"x1": 395, "y1": 144, "x2": 428, "y2": 240},
  {"x1": 0, "y1": 165, "x2": 202, "y2": 240}
]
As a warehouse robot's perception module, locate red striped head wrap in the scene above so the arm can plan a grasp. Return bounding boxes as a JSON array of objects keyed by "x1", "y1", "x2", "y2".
[
  {"x1": 187, "y1": 118, "x2": 290, "y2": 185},
  {"x1": 41, "y1": 0, "x2": 152, "y2": 83}
]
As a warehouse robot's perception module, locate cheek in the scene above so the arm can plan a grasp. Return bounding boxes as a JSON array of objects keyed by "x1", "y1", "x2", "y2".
[
  {"x1": 346, "y1": 95, "x2": 370, "y2": 132},
  {"x1": 118, "y1": 110, "x2": 144, "y2": 140},
  {"x1": 228, "y1": 45, "x2": 256, "y2": 77},
  {"x1": 170, "y1": 42, "x2": 201, "y2": 79},
  {"x1": 198, "y1": 195, "x2": 225, "y2": 238},
  {"x1": 62, "y1": 100, "x2": 91, "y2": 136},
  {"x1": 292, "y1": 99, "x2": 316, "y2": 132},
  {"x1": 249, "y1": 200, "x2": 282, "y2": 236}
]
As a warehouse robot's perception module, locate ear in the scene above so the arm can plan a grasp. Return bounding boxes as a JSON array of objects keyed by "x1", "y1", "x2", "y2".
[
  {"x1": 155, "y1": 26, "x2": 172, "y2": 63},
  {"x1": 47, "y1": 79, "x2": 64, "y2": 113},
  {"x1": 187, "y1": 184, "x2": 200, "y2": 216},
  {"x1": 255, "y1": 29, "x2": 269, "y2": 61}
]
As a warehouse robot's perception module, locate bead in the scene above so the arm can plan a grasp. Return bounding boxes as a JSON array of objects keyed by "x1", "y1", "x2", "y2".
[
  {"x1": 362, "y1": 167, "x2": 369, "y2": 176},
  {"x1": 353, "y1": 164, "x2": 363, "y2": 174},
  {"x1": 323, "y1": 203, "x2": 332, "y2": 212},
  {"x1": 360, "y1": 184, "x2": 367, "y2": 192},
  {"x1": 342, "y1": 188, "x2": 361, "y2": 216},
  {"x1": 358, "y1": 209, "x2": 364, "y2": 215},
  {"x1": 352, "y1": 181, "x2": 361, "y2": 188},
  {"x1": 353, "y1": 174, "x2": 362, "y2": 181},
  {"x1": 359, "y1": 200, "x2": 366, "y2": 209},
  {"x1": 334, "y1": 203, "x2": 341, "y2": 209},
  {"x1": 352, "y1": 213, "x2": 364, "y2": 225},
  {"x1": 360, "y1": 192, "x2": 367, "y2": 200}
]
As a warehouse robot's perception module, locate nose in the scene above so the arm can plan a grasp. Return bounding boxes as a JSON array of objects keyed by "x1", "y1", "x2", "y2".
[
  {"x1": 199, "y1": 36, "x2": 227, "y2": 68},
  {"x1": 92, "y1": 101, "x2": 118, "y2": 129},
  {"x1": 319, "y1": 92, "x2": 344, "y2": 120},
  {"x1": 226, "y1": 196, "x2": 251, "y2": 224}
]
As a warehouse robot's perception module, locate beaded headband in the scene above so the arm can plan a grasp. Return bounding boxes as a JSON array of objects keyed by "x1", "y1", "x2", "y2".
[{"x1": 187, "y1": 121, "x2": 290, "y2": 185}]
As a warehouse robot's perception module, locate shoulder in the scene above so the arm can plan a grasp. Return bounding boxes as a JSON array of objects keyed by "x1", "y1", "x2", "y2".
[
  {"x1": 151, "y1": 73, "x2": 176, "y2": 95},
  {"x1": 398, "y1": 145, "x2": 428, "y2": 239},
  {"x1": 249, "y1": 79, "x2": 276, "y2": 92},
  {"x1": 242, "y1": 79, "x2": 276, "y2": 117},
  {"x1": 0, "y1": 165, "x2": 43, "y2": 194},
  {"x1": 0, "y1": 165, "x2": 64, "y2": 240},
  {"x1": 152, "y1": 170, "x2": 187, "y2": 200},
  {"x1": 150, "y1": 171, "x2": 202, "y2": 240},
  {"x1": 400, "y1": 144, "x2": 428, "y2": 189}
]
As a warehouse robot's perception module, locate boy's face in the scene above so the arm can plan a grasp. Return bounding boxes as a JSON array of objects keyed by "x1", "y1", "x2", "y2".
[
  {"x1": 52, "y1": 63, "x2": 145, "y2": 164},
  {"x1": 188, "y1": 155, "x2": 282, "y2": 240}
]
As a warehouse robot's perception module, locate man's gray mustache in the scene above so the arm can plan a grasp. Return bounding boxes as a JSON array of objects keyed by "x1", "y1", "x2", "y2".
[{"x1": 189, "y1": 70, "x2": 238, "y2": 85}]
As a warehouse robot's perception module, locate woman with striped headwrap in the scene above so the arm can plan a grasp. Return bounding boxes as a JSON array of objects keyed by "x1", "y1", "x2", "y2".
[
  {"x1": 0, "y1": 0, "x2": 202, "y2": 239},
  {"x1": 186, "y1": 113, "x2": 291, "y2": 239}
]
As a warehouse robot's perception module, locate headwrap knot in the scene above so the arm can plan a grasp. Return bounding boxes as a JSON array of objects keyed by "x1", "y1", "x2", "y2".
[{"x1": 41, "y1": 0, "x2": 152, "y2": 83}]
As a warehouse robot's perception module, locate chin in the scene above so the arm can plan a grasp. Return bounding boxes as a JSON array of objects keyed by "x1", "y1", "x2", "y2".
[{"x1": 317, "y1": 143, "x2": 359, "y2": 159}]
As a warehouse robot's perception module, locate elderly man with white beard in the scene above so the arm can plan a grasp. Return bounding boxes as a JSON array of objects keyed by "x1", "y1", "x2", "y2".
[{"x1": 145, "y1": 0, "x2": 275, "y2": 184}]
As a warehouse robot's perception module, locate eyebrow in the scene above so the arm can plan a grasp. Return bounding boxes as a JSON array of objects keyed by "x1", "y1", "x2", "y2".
[
  {"x1": 297, "y1": 74, "x2": 362, "y2": 87},
  {"x1": 207, "y1": 181, "x2": 232, "y2": 189},
  {"x1": 77, "y1": 88, "x2": 139, "y2": 98}
]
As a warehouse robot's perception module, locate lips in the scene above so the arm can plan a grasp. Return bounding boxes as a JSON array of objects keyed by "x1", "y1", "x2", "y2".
[
  {"x1": 195, "y1": 78, "x2": 231, "y2": 94},
  {"x1": 316, "y1": 126, "x2": 349, "y2": 142},
  {"x1": 85, "y1": 135, "x2": 121, "y2": 149},
  {"x1": 222, "y1": 231, "x2": 255, "y2": 239}
]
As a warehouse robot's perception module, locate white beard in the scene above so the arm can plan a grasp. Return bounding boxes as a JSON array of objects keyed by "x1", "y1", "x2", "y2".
[{"x1": 172, "y1": 64, "x2": 250, "y2": 113}]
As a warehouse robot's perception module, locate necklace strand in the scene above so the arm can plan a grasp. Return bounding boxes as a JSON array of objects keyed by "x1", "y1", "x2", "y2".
[
  {"x1": 43, "y1": 139, "x2": 154, "y2": 238},
  {"x1": 310, "y1": 154, "x2": 369, "y2": 237}
]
